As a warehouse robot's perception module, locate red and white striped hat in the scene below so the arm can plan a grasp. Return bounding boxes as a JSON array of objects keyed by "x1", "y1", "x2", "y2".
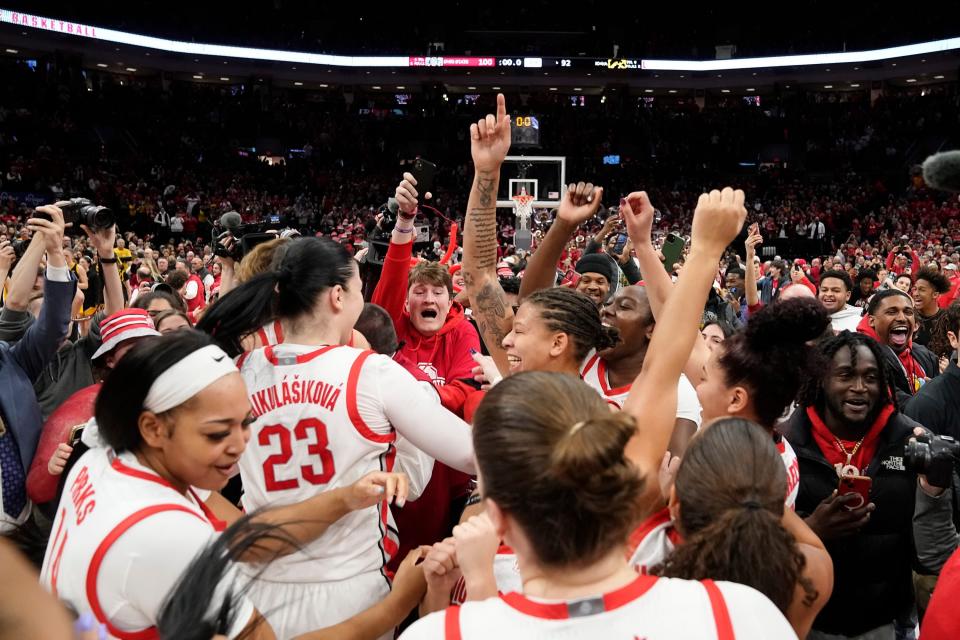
[{"x1": 91, "y1": 308, "x2": 160, "y2": 361}]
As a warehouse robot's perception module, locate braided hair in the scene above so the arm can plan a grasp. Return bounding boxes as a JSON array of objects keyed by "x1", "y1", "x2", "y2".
[
  {"x1": 525, "y1": 288, "x2": 619, "y2": 363},
  {"x1": 798, "y1": 331, "x2": 899, "y2": 412}
]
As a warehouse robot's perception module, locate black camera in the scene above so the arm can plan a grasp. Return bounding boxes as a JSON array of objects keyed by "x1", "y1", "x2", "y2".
[
  {"x1": 37, "y1": 198, "x2": 114, "y2": 231},
  {"x1": 904, "y1": 433, "x2": 959, "y2": 489}
]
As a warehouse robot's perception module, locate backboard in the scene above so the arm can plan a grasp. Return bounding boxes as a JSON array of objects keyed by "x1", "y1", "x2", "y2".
[{"x1": 496, "y1": 155, "x2": 566, "y2": 209}]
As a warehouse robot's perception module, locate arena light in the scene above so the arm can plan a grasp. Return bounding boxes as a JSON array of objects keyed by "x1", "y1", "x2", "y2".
[
  {"x1": 125, "y1": 67, "x2": 136, "y2": 71},
  {"x1": 850, "y1": 83, "x2": 861, "y2": 88},
  {"x1": 5, "y1": 7, "x2": 960, "y2": 73},
  {"x1": 4, "y1": 47, "x2": 17, "y2": 53},
  {"x1": 96, "y1": 63, "x2": 107, "y2": 67},
  {"x1": 641, "y1": 36, "x2": 960, "y2": 71},
  {"x1": 192, "y1": 74, "x2": 202, "y2": 79},
  {"x1": 934, "y1": 75, "x2": 945, "y2": 79},
  {"x1": 294, "y1": 81, "x2": 303, "y2": 86},
  {"x1": 0, "y1": 8, "x2": 410, "y2": 67}
]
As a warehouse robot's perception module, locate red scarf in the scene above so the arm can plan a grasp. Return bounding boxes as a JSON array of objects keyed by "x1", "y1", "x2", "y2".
[
  {"x1": 896, "y1": 347, "x2": 927, "y2": 393},
  {"x1": 856, "y1": 316, "x2": 926, "y2": 394},
  {"x1": 807, "y1": 404, "x2": 895, "y2": 475}
]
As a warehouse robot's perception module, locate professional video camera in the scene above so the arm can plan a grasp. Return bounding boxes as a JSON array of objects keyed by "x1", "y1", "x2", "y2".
[{"x1": 212, "y1": 211, "x2": 277, "y2": 262}]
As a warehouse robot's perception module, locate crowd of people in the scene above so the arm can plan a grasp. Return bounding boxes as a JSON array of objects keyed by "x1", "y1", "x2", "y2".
[{"x1": 1, "y1": 54, "x2": 960, "y2": 640}]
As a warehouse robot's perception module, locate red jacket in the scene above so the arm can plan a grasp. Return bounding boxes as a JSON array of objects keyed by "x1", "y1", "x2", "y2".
[
  {"x1": 938, "y1": 274, "x2": 960, "y2": 309},
  {"x1": 372, "y1": 240, "x2": 480, "y2": 386},
  {"x1": 921, "y1": 545, "x2": 960, "y2": 639},
  {"x1": 886, "y1": 250, "x2": 921, "y2": 276}
]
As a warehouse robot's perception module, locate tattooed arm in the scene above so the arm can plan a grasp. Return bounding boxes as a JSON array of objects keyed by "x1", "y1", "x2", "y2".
[{"x1": 462, "y1": 94, "x2": 514, "y2": 376}]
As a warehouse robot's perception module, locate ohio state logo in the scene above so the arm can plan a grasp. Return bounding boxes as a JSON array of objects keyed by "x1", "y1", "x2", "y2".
[{"x1": 418, "y1": 363, "x2": 445, "y2": 385}]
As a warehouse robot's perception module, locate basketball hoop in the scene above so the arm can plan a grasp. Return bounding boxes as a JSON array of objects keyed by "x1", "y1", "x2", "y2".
[{"x1": 512, "y1": 193, "x2": 535, "y2": 229}]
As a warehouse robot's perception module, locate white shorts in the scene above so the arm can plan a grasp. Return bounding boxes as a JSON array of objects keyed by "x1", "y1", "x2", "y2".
[{"x1": 245, "y1": 569, "x2": 391, "y2": 640}]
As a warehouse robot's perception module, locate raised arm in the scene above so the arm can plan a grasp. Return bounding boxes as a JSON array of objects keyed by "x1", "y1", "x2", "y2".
[
  {"x1": 622, "y1": 189, "x2": 746, "y2": 499},
  {"x1": 371, "y1": 175, "x2": 426, "y2": 326},
  {"x1": 0, "y1": 241, "x2": 12, "y2": 299},
  {"x1": 461, "y1": 94, "x2": 514, "y2": 374},
  {"x1": 588, "y1": 216, "x2": 617, "y2": 253},
  {"x1": 745, "y1": 224, "x2": 761, "y2": 307},
  {"x1": 82, "y1": 223, "x2": 123, "y2": 316},
  {"x1": 4, "y1": 232, "x2": 46, "y2": 311},
  {"x1": 11, "y1": 205, "x2": 75, "y2": 381},
  {"x1": 621, "y1": 192, "x2": 710, "y2": 384},
  {"x1": 617, "y1": 239, "x2": 642, "y2": 284},
  {"x1": 517, "y1": 182, "x2": 603, "y2": 302}
]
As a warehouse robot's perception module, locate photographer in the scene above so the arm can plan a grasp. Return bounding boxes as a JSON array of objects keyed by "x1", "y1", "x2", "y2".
[
  {"x1": 915, "y1": 439, "x2": 960, "y2": 640},
  {"x1": 908, "y1": 428, "x2": 958, "y2": 635},
  {"x1": 0, "y1": 204, "x2": 75, "y2": 532},
  {"x1": 31, "y1": 215, "x2": 124, "y2": 420},
  {"x1": 887, "y1": 239, "x2": 921, "y2": 277}
]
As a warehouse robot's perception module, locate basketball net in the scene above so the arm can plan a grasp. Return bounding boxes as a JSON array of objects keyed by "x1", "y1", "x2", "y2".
[{"x1": 512, "y1": 189, "x2": 535, "y2": 231}]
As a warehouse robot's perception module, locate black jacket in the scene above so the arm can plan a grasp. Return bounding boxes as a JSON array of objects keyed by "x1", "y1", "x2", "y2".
[
  {"x1": 782, "y1": 407, "x2": 920, "y2": 636},
  {"x1": 879, "y1": 342, "x2": 939, "y2": 407},
  {"x1": 905, "y1": 361, "x2": 960, "y2": 440}
]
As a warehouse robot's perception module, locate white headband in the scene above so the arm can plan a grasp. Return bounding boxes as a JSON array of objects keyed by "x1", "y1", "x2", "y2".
[{"x1": 144, "y1": 345, "x2": 239, "y2": 414}]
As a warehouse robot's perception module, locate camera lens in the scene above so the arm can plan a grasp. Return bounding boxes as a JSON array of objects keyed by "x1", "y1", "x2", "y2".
[
  {"x1": 904, "y1": 439, "x2": 931, "y2": 473},
  {"x1": 83, "y1": 205, "x2": 114, "y2": 230}
]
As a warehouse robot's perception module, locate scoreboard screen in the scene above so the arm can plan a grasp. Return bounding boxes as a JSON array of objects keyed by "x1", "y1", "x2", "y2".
[{"x1": 511, "y1": 115, "x2": 540, "y2": 147}]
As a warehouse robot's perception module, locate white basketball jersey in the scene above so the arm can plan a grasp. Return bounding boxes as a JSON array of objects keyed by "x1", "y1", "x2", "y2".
[
  {"x1": 450, "y1": 545, "x2": 523, "y2": 605},
  {"x1": 237, "y1": 344, "x2": 399, "y2": 583},
  {"x1": 39, "y1": 448, "x2": 224, "y2": 640},
  {"x1": 777, "y1": 433, "x2": 800, "y2": 509},
  {"x1": 255, "y1": 319, "x2": 285, "y2": 347},
  {"x1": 401, "y1": 574, "x2": 797, "y2": 639},
  {"x1": 580, "y1": 354, "x2": 702, "y2": 426},
  {"x1": 627, "y1": 507, "x2": 681, "y2": 574}
]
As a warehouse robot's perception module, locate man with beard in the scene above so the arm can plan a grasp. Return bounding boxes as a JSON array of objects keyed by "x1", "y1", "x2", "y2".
[
  {"x1": 580, "y1": 284, "x2": 702, "y2": 456},
  {"x1": 783, "y1": 332, "x2": 921, "y2": 639},
  {"x1": 857, "y1": 289, "x2": 939, "y2": 405}
]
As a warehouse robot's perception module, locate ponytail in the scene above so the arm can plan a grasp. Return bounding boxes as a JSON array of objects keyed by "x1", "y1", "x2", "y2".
[
  {"x1": 198, "y1": 237, "x2": 355, "y2": 357},
  {"x1": 656, "y1": 417, "x2": 815, "y2": 614},
  {"x1": 157, "y1": 515, "x2": 299, "y2": 640},
  {"x1": 473, "y1": 372, "x2": 643, "y2": 568},
  {"x1": 657, "y1": 503, "x2": 812, "y2": 613},
  {"x1": 196, "y1": 271, "x2": 280, "y2": 357}
]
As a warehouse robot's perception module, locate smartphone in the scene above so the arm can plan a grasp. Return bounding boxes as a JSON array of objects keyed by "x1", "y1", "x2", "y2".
[
  {"x1": 68, "y1": 423, "x2": 85, "y2": 446},
  {"x1": 613, "y1": 233, "x2": 628, "y2": 254},
  {"x1": 411, "y1": 158, "x2": 437, "y2": 198},
  {"x1": 661, "y1": 233, "x2": 686, "y2": 270},
  {"x1": 838, "y1": 475, "x2": 872, "y2": 510}
]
